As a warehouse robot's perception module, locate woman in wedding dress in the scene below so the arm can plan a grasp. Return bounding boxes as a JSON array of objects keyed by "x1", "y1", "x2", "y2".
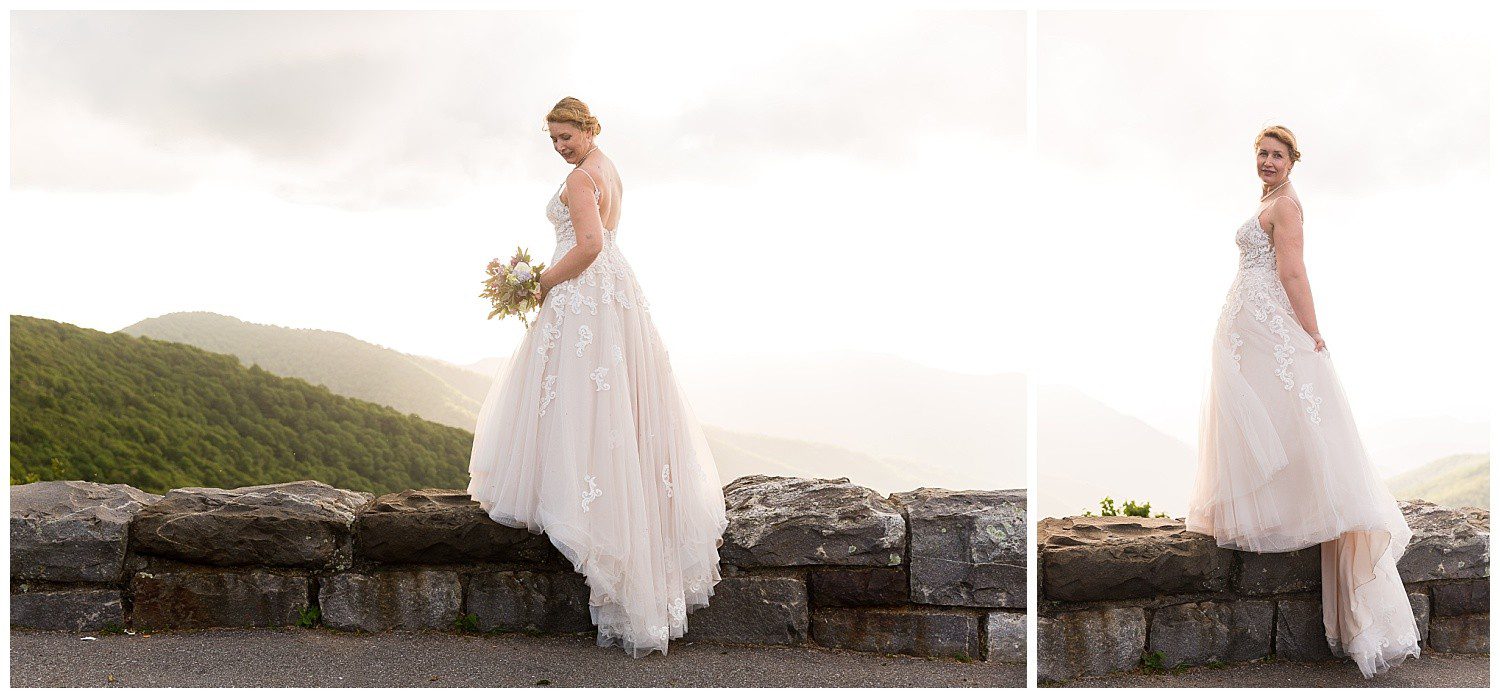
[
  {"x1": 467, "y1": 97, "x2": 728, "y2": 657},
  {"x1": 1187, "y1": 125, "x2": 1420, "y2": 677}
]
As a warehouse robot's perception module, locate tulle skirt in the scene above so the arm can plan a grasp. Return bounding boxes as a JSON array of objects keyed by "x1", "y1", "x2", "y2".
[
  {"x1": 467, "y1": 241, "x2": 728, "y2": 657},
  {"x1": 1188, "y1": 270, "x2": 1420, "y2": 677}
]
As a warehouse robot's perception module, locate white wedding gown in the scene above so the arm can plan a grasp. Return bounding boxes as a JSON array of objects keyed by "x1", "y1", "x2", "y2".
[
  {"x1": 1187, "y1": 199, "x2": 1421, "y2": 678},
  {"x1": 467, "y1": 167, "x2": 728, "y2": 657}
]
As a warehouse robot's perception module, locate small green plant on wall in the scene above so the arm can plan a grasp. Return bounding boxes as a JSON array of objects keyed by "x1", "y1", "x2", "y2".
[
  {"x1": 453, "y1": 612, "x2": 480, "y2": 632},
  {"x1": 1083, "y1": 496, "x2": 1169, "y2": 518},
  {"x1": 296, "y1": 605, "x2": 321, "y2": 628},
  {"x1": 1141, "y1": 649, "x2": 1189, "y2": 675}
]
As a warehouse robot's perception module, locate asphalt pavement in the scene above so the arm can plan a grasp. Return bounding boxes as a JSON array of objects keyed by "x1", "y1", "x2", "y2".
[
  {"x1": 10, "y1": 627, "x2": 1025, "y2": 688},
  {"x1": 1050, "y1": 652, "x2": 1488, "y2": 688}
]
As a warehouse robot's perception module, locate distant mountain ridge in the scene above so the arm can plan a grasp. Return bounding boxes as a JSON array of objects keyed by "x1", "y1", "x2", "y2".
[
  {"x1": 703, "y1": 425, "x2": 926, "y2": 496},
  {"x1": 122, "y1": 312, "x2": 490, "y2": 431},
  {"x1": 1387, "y1": 453, "x2": 1489, "y2": 509},
  {"x1": 1362, "y1": 416, "x2": 1490, "y2": 478},
  {"x1": 1038, "y1": 384, "x2": 1196, "y2": 519},
  {"x1": 676, "y1": 352, "x2": 1026, "y2": 490}
]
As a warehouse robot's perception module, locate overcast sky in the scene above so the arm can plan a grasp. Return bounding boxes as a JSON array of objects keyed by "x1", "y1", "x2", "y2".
[
  {"x1": 7, "y1": 10, "x2": 1031, "y2": 377},
  {"x1": 1031, "y1": 10, "x2": 1493, "y2": 443}
]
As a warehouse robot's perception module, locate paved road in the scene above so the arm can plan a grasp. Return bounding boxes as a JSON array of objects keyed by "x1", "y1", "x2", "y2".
[
  {"x1": 1052, "y1": 652, "x2": 1488, "y2": 688},
  {"x1": 11, "y1": 628, "x2": 1024, "y2": 688}
]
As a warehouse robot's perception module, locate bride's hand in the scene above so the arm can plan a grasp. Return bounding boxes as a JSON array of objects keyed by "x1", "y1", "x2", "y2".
[{"x1": 1311, "y1": 332, "x2": 1326, "y2": 352}]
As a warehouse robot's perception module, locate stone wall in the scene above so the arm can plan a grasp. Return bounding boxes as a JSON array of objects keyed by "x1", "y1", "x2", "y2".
[
  {"x1": 11, "y1": 475, "x2": 1026, "y2": 664},
  {"x1": 1037, "y1": 500, "x2": 1490, "y2": 683}
]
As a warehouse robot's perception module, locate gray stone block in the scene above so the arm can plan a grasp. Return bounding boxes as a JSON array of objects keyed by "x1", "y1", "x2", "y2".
[
  {"x1": 1410, "y1": 591, "x2": 1431, "y2": 644},
  {"x1": 985, "y1": 611, "x2": 1025, "y2": 663},
  {"x1": 130, "y1": 569, "x2": 309, "y2": 629},
  {"x1": 10, "y1": 481, "x2": 159, "y2": 583},
  {"x1": 1275, "y1": 594, "x2": 1430, "y2": 659},
  {"x1": 467, "y1": 570, "x2": 593, "y2": 633},
  {"x1": 1275, "y1": 596, "x2": 1335, "y2": 661},
  {"x1": 1149, "y1": 599, "x2": 1273, "y2": 667},
  {"x1": 353, "y1": 489, "x2": 561, "y2": 565},
  {"x1": 1428, "y1": 613, "x2": 1489, "y2": 653},
  {"x1": 808, "y1": 567, "x2": 908, "y2": 607},
  {"x1": 811, "y1": 607, "x2": 980, "y2": 658},
  {"x1": 131, "y1": 481, "x2": 373, "y2": 569},
  {"x1": 1038, "y1": 606, "x2": 1147, "y2": 683},
  {"x1": 1397, "y1": 501, "x2": 1489, "y2": 583},
  {"x1": 11, "y1": 588, "x2": 124, "y2": 631},
  {"x1": 1040, "y1": 516, "x2": 1232, "y2": 602},
  {"x1": 720, "y1": 476, "x2": 905, "y2": 567},
  {"x1": 1236, "y1": 547, "x2": 1320, "y2": 595},
  {"x1": 319, "y1": 568, "x2": 463, "y2": 632},
  {"x1": 685, "y1": 575, "x2": 808, "y2": 646},
  {"x1": 891, "y1": 488, "x2": 1026, "y2": 608},
  {"x1": 1431, "y1": 579, "x2": 1490, "y2": 616}
]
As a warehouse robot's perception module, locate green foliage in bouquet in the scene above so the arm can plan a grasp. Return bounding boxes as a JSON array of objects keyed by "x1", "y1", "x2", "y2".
[{"x1": 480, "y1": 247, "x2": 547, "y2": 327}]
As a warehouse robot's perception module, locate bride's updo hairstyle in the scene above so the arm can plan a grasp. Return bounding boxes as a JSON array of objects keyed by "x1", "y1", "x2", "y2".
[
  {"x1": 1254, "y1": 125, "x2": 1301, "y2": 163},
  {"x1": 547, "y1": 97, "x2": 602, "y2": 136}
]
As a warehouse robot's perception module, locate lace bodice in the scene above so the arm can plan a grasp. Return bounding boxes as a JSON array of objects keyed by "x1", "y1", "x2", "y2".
[
  {"x1": 546, "y1": 179, "x2": 618, "y2": 262},
  {"x1": 1236, "y1": 215, "x2": 1276, "y2": 273},
  {"x1": 1220, "y1": 212, "x2": 1297, "y2": 344},
  {"x1": 1220, "y1": 210, "x2": 1300, "y2": 389}
]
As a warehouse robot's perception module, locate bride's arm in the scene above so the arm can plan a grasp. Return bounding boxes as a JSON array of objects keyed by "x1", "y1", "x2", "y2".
[
  {"x1": 1271, "y1": 198, "x2": 1325, "y2": 351},
  {"x1": 538, "y1": 170, "x2": 605, "y2": 299}
]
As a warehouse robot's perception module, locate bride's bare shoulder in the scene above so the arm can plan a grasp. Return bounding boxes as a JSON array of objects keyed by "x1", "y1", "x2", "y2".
[
  {"x1": 1265, "y1": 195, "x2": 1304, "y2": 233},
  {"x1": 1272, "y1": 194, "x2": 1303, "y2": 221}
]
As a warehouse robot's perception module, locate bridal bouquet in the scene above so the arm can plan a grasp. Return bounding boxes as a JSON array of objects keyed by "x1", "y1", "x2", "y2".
[{"x1": 480, "y1": 248, "x2": 547, "y2": 327}]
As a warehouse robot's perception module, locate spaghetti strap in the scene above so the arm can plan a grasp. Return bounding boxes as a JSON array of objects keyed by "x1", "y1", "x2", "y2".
[
  {"x1": 1274, "y1": 194, "x2": 1303, "y2": 221},
  {"x1": 572, "y1": 167, "x2": 602, "y2": 200}
]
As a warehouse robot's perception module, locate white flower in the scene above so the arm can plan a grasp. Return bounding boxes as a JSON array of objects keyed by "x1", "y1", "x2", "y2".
[{"x1": 513, "y1": 262, "x2": 533, "y2": 282}]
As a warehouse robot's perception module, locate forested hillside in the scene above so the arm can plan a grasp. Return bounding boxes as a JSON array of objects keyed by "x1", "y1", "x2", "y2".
[{"x1": 10, "y1": 315, "x2": 473, "y2": 494}]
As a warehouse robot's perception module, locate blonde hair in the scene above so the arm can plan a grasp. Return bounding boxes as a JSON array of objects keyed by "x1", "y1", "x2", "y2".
[
  {"x1": 1255, "y1": 125, "x2": 1300, "y2": 163},
  {"x1": 546, "y1": 97, "x2": 601, "y2": 136}
]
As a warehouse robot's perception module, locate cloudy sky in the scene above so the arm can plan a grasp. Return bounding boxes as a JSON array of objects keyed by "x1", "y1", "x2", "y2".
[
  {"x1": 7, "y1": 10, "x2": 1030, "y2": 376},
  {"x1": 1031, "y1": 10, "x2": 1493, "y2": 445}
]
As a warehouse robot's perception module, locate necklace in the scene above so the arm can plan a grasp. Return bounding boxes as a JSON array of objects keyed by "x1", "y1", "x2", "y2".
[
  {"x1": 576, "y1": 146, "x2": 599, "y2": 166},
  {"x1": 1260, "y1": 178, "x2": 1290, "y2": 201}
]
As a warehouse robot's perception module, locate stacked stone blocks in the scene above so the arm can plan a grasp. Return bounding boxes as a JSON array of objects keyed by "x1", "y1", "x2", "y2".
[
  {"x1": 1037, "y1": 501, "x2": 1490, "y2": 682},
  {"x1": 11, "y1": 476, "x2": 1027, "y2": 664}
]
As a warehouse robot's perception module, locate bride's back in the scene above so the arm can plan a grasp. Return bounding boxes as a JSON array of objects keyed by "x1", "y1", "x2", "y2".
[{"x1": 571, "y1": 156, "x2": 623, "y2": 232}]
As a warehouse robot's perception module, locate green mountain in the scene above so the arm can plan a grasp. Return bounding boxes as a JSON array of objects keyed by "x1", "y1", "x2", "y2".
[
  {"x1": 10, "y1": 315, "x2": 473, "y2": 494},
  {"x1": 121, "y1": 312, "x2": 491, "y2": 431},
  {"x1": 1387, "y1": 453, "x2": 1489, "y2": 509}
]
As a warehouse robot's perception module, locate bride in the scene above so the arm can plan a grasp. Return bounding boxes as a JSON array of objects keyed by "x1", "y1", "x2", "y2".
[
  {"x1": 1187, "y1": 125, "x2": 1420, "y2": 677},
  {"x1": 467, "y1": 97, "x2": 728, "y2": 657}
]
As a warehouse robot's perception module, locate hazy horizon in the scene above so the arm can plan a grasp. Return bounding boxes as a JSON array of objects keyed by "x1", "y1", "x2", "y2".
[
  {"x1": 89, "y1": 308, "x2": 1029, "y2": 489},
  {"x1": 1038, "y1": 380, "x2": 1489, "y2": 519}
]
